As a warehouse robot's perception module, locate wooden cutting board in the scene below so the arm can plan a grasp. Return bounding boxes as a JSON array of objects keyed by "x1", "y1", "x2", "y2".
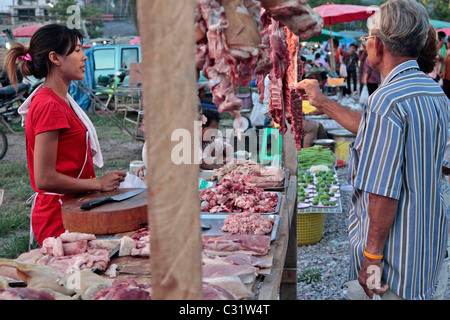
[{"x1": 61, "y1": 188, "x2": 148, "y2": 235}]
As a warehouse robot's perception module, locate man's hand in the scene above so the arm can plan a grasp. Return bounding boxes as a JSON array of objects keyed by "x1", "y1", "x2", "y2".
[
  {"x1": 359, "y1": 193, "x2": 398, "y2": 299},
  {"x1": 295, "y1": 79, "x2": 327, "y2": 110},
  {"x1": 358, "y1": 256, "x2": 389, "y2": 299},
  {"x1": 296, "y1": 79, "x2": 362, "y2": 134}
]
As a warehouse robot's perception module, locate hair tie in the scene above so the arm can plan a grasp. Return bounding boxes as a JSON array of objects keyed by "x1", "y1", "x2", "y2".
[{"x1": 18, "y1": 53, "x2": 32, "y2": 62}]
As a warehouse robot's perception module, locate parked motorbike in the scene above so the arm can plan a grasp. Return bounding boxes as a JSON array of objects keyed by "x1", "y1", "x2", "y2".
[
  {"x1": 0, "y1": 126, "x2": 7, "y2": 161},
  {"x1": 0, "y1": 83, "x2": 31, "y2": 160}
]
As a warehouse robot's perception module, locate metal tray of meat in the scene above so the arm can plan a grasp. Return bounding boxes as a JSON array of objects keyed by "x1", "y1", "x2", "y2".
[
  {"x1": 200, "y1": 214, "x2": 279, "y2": 241},
  {"x1": 201, "y1": 191, "x2": 282, "y2": 215},
  {"x1": 199, "y1": 169, "x2": 288, "y2": 191}
]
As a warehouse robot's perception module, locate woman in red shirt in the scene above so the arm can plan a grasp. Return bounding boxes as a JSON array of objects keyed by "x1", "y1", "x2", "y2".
[{"x1": 5, "y1": 24, "x2": 126, "y2": 245}]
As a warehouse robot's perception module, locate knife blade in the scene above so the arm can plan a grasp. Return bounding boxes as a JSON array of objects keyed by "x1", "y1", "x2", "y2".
[{"x1": 80, "y1": 188, "x2": 146, "y2": 210}]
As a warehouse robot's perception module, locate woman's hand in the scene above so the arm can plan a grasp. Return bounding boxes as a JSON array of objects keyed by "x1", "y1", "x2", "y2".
[{"x1": 97, "y1": 171, "x2": 127, "y2": 191}]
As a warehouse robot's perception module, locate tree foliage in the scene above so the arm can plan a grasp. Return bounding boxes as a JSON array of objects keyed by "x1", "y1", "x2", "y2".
[{"x1": 376, "y1": 0, "x2": 450, "y2": 22}]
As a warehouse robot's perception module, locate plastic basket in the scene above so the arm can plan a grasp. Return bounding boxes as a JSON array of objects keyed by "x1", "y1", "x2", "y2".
[{"x1": 297, "y1": 212, "x2": 325, "y2": 245}]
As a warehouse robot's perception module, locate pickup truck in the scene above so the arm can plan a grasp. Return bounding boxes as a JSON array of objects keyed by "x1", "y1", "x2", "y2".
[{"x1": 91, "y1": 44, "x2": 142, "y2": 89}]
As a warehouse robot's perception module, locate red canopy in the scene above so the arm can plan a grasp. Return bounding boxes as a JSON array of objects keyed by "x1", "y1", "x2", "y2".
[
  {"x1": 438, "y1": 28, "x2": 450, "y2": 36},
  {"x1": 1, "y1": 24, "x2": 45, "y2": 38},
  {"x1": 314, "y1": 3, "x2": 376, "y2": 25}
]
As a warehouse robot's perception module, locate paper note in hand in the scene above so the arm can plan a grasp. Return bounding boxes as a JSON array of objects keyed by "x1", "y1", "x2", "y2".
[{"x1": 302, "y1": 100, "x2": 317, "y2": 114}]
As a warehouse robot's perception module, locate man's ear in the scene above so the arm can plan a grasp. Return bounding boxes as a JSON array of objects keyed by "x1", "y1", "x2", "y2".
[
  {"x1": 375, "y1": 38, "x2": 384, "y2": 57},
  {"x1": 48, "y1": 51, "x2": 61, "y2": 67}
]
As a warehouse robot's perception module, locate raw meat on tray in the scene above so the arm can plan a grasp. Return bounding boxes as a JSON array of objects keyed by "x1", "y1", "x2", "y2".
[
  {"x1": 200, "y1": 173, "x2": 279, "y2": 213},
  {"x1": 202, "y1": 234, "x2": 271, "y2": 255},
  {"x1": 220, "y1": 212, "x2": 275, "y2": 235}
]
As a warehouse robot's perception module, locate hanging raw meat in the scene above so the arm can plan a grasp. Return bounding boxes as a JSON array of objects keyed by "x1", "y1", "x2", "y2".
[
  {"x1": 265, "y1": 14, "x2": 288, "y2": 134},
  {"x1": 196, "y1": 0, "x2": 269, "y2": 116},
  {"x1": 284, "y1": 27, "x2": 304, "y2": 151},
  {"x1": 195, "y1": 0, "x2": 321, "y2": 149},
  {"x1": 256, "y1": 9, "x2": 306, "y2": 149},
  {"x1": 258, "y1": 0, "x2": 323, "y2": 40}
]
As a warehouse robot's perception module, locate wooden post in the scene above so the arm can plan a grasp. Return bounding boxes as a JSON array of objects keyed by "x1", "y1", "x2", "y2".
[
  {"x1": 281, "y1": 123, "x2": 298, "y2": 299},
  {"x1": 138, "y1": 0, "x2": 203, "y2": 299}
]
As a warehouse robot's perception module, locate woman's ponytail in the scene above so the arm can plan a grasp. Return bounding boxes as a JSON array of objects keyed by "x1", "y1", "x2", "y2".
[{"x1": 4, "y1": 42, "x2": 33, "y2": 89}]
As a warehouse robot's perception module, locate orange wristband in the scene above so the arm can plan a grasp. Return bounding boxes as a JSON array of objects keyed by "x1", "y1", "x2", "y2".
[{"x1": 364, "y1": 250, "x2": 383, "y2": 260}]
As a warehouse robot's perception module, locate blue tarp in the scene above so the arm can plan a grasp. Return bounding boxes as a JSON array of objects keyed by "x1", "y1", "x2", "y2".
[{"x1": 68, "y1": 47, "x2": 95, "y2": 110}]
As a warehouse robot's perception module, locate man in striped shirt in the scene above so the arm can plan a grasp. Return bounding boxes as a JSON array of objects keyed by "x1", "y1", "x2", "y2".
[{"x1": 296, "y1": 0, "x2": 449, "y2": 300}]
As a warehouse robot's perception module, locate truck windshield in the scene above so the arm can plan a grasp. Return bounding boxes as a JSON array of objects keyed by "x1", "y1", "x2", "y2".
[{"x1": 94, "y1": 48, "x2": 115, "y2": 70}]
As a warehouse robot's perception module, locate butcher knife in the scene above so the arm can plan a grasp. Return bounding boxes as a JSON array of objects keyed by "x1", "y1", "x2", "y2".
[{"x1": 80, "y1": 188, "x2": 146, "y2": 210}]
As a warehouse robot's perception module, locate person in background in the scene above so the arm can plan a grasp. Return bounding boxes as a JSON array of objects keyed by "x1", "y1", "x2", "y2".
[
  {"x1": 314, "y1": 52, "x2": 329, "y2": 69},
  {"x1": 343, "y1": 43, "x2": 358, "y2": 94},
  {"x1": 418, "y1": 25, "x2": 439, "y2": 76},
  {"x1": 296, "y1": 0, "x2": 449, "y2": 300},
  {"x1": 324, "y1": 38, "x2": 341, "y2": 72},
  {"x1": 200, "y1": 108, "x2": 233, "y2": 170},
  {"x1": 442, "y1": 37, "x2": 450, "y2": 99},
  {"x1": 439, "y1": 31, "x2": 447, "y2": 75},
  {"x1": 428, "y1": 31, "x2": 446, "y2": 82},
  {"x1": 304, "y1": 59, "x2": 313, "y2": 73},
  {"x1": 6, "y1": 24, "x2": 126, "y2": 246},
  {"x1": 358, "y1": 45, "x2": 368, "y2": 94},
  {"x1": 307, "y1": 72, "x2": 327, "y2": 90},
  {"x1": 362, "y1": 56, "x2": 381, "y2": 95}
]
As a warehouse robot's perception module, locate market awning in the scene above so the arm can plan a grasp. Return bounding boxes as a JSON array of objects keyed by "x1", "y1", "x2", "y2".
[
  {"x1": 314, "y1": 3, "x2": 376, "y2": 26},
  {"x1": 1, "y1": 24, "x2": 45, "y2": 38},
  {"x1": 303, "y1": 29, "x2": 355, "y2": 43},
  {"x1": 430, "y1": 19, "x2": 450, "y2": 30}
]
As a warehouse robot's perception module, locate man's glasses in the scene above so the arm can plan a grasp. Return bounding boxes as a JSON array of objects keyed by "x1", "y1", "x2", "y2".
[{"x1": 360, "y1": 35, "x2": 377, "y2": 46}]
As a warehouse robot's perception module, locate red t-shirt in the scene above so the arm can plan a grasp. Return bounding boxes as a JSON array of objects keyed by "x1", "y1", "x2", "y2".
[{"x1": 26, "y1": 88, "x2": 96, "y2": 245}]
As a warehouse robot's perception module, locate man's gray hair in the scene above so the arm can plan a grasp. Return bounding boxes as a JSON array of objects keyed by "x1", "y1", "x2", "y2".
[{"x1": 368, "y1": 0, "x2": 430, "y2": 58}]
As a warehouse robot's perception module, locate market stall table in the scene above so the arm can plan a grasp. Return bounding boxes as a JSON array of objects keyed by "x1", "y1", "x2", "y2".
[
  {"x1": 85, "y1": 173, "x2": 299, "y2": 300},
  {"x1": 324, "y1": 82, "x2": 346, "y2": 101},
  {"x1": 305, "y1": 115, "x2": 344, "y2": 131}
]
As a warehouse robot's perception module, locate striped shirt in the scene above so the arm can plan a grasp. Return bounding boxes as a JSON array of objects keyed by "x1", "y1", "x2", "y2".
[{"x1": 347, "y1": 60, "x2": 450, "y2": 300}]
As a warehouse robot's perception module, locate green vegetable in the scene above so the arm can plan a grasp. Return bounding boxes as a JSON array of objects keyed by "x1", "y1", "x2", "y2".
[{"x1": 298, "y1": 146, "x2": 335, "y2": 170}]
